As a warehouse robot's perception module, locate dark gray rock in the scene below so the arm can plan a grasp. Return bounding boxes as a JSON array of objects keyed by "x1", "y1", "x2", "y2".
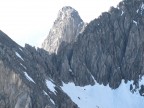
[
  {"x1": 70, "y1": 0, "x2": 144, "y2": 88},
  {"x1": 1, "y1": 0, "x2": 144, "y2": 108},
  {"x1": 0, "y1": 30, "x2": 78, "y2": 108},
  {"x1": 42, "y1": 0, "x2": 144, "y2": 89}
]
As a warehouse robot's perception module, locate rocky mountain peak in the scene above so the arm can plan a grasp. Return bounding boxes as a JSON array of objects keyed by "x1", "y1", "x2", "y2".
[
  {"x1": 42, "y1": 6, "x2": 85, "y2": 54},
  {"x1": 1, "y1": 0, "x2": 144, "y2": 108},
  {"x1": 58, "y1": 6, "x2": 79, "y2": 20}
]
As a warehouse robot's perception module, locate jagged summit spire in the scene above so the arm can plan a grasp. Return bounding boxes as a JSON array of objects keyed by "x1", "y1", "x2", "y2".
[
  {"x1": 42, "y1": 6, "x2": 85, "y2": 54},
  {"x1": 58, "y1": 6, "x2": 79, "y2": 19},
  {"x1": 59, "y1": 6, "x2": 77, "y2": 13}
]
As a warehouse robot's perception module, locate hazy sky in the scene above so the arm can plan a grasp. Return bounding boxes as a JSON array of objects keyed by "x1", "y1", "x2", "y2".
[{"x1": 0, "y1": 0, "x2": 122, "y2": 47}]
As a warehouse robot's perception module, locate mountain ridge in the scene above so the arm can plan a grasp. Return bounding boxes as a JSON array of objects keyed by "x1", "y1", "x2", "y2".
[
  {"x1": 42, "y1": 6, "x2": 85, "y2": 54},
  {"x1": 0, "y1": 0, "x2": 144, "y2": 107}
]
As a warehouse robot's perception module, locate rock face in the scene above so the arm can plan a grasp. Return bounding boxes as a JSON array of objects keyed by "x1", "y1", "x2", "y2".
[
  {"x1": 47, "y1": 0, "x2": 144, "y2": 89},
  {"x1": 1, "y1": 0, "x2": 144, "y2": 108},
  {"x1": 70, "y1": 0, "x2": 144, "y2": 88},
  {"x1": 42, "y1": 0, "x2": 144, "y2": 89},
  {"x1": 42, "y1": 6, "x2": 85, "y2": 54},
  {"x1": 0, "y1": 30, "x2": 78, "y2": 108}
]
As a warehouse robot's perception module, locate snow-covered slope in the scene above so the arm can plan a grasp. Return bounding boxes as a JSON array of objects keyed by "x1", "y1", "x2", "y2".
[{"x1": 62, "y1": 77, "x2": 144, "y2": 108}]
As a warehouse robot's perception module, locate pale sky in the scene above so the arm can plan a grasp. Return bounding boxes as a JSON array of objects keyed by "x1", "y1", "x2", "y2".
[{"x1": 0, "y1": 0, "x2": 122, "y2": 47}]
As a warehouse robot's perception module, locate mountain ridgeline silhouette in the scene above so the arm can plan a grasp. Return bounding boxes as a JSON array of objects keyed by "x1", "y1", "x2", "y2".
[{"x1": 0, "y1": 0, "x2": 144, "y2": 107}]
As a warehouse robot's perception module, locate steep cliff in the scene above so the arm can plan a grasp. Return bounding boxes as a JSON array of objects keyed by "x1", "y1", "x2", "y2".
[
  {"x1": 70, "y1": 0, "x2": 144, "y2": 88},
  {"x1": 0, "y1": 30, "x2": 77, "y2": 108},
  {"x1": 1, "y1": 0, "x2": 144, "y2": 108},
  {"x1": 42, "y1": 6, "x2": 85, "y2": 54}
]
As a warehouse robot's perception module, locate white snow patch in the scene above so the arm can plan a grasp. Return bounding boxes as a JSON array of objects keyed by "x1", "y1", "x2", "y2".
[
  {"x1": 50, "y1": 98, "x2": 55, "y2": 105},
  {"x1": 121, "y1": 11, "x2": 124, "y2": 16},
  {"x1": 117, "y1": 6, "x2": 120, "y2": 10},
  {"x1": 133, "y1": 20, "x2": 137, "y2": 25},
  {"x1": 43, "y1": 90, "x2": 48, "y2": 95},
  {"x1": 90, "y1": 74, "x2": 96, "y2": 83},
  {"x1": 15, "y1": 52, "x2": 24, "y2": 61},
  {"x1": 20, "y1": 63, "x2": 26, "y2": 69},
  {"x1": 62, "y1": 80, "x2": 144, "y2": 108},
  {"x1": 137, "y1": 9, "x2": 139, "y2": 13},
  {"x1": 19, "y1": 48, "x2": 23, "y2": 51},
  {"x1": 140, "y1": 3, "x2": 144, "y2": 14},
  {"x1": 69, "y1": 68, "x2": 72, "y2": 72},
  {"x1": 46, "y1": 80, "x2": 55, "y2": 93},
  {"x1": 24, "y1": 72, "x2": 36, "y2": 83},
  {"x1": 141, "y1": 3, "x2": 144, "y2": 10}
]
